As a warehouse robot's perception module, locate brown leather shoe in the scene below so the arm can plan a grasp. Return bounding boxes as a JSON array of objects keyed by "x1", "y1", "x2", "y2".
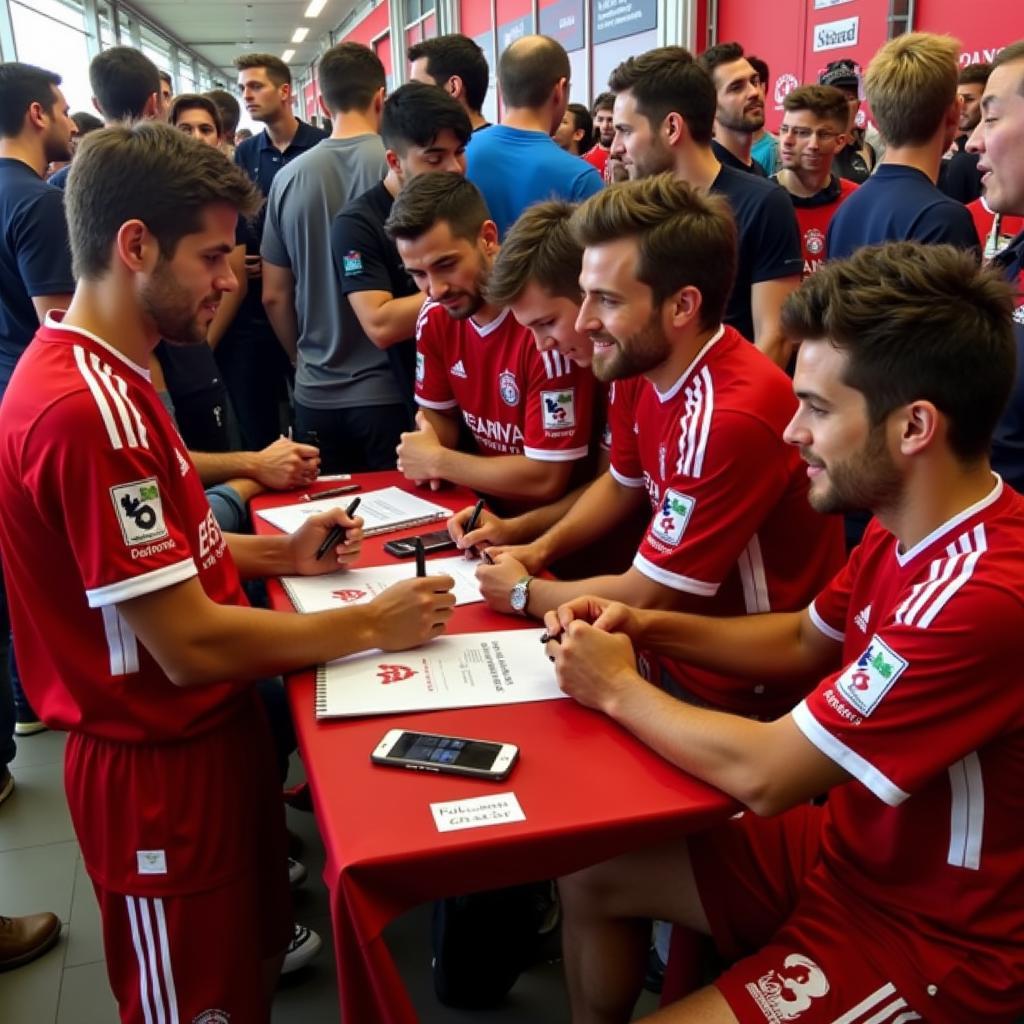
[{"x1": 0, "y1": 912, "x2": 61, "y2": 971}]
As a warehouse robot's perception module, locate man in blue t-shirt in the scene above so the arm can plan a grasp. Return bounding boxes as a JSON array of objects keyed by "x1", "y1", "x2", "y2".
[
  {"x1": 466, "y1": 35, "x2": 601, "y2": 238},
  {"x1": 828, "y1": 33, "x2": 978, "y2": 260},
  {"x1": 967, "y1": 41, "x2": 1024, "y2": 492},
  {"x1": 607, "y1": 47, "x2": 801, "y2": 367},
  {"x1": 0, "y1": 61, "x2": 76, "y2": 770}
]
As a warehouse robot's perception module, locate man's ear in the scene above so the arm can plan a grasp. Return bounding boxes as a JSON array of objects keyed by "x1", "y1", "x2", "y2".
[{"x1": 115, "y1": 220, "x2": 155, "y2": 273}]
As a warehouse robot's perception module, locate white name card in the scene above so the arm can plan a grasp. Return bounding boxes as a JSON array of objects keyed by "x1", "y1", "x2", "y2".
[{"x1": 430, "y1": 792, "x2": 526, "y2": 833}]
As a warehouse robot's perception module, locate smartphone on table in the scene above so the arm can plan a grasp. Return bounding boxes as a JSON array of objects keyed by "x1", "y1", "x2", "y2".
[
  {"x1": 383, "y1": 529, "x2": 456, "y2": 558},
  {"x1": 372, "y1": 729, "x2": 519, "y2": 780}
]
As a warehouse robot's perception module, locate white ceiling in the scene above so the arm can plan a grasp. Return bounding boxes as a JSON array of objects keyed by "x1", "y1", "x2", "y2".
[{"x1": 131, "y1": 0, "x2": 361, "y2": 77}]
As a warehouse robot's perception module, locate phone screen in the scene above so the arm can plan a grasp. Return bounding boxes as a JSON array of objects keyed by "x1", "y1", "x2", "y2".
[{"x1": 387, "y1": 731, "x2": 503, "y2": 771}]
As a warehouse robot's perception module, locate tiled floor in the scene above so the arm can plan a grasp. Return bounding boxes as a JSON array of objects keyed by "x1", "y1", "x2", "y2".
[{"x1": 0, "y1": 730, "x2": 659, "y2": 1022}]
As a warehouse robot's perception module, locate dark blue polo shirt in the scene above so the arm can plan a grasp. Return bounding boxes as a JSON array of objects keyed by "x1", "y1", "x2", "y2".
[
  {"x1": 712, "y1": 139, "x2": 766, "y2": 177},
  {"x1": 0, "y1": 158, "x2": 75, "y2": 393},
  {"x1": 234, "y1": 119, "x2": 328, "y2": 200},
  {"x1": 710, "y1": 164, "x2": 803, "y2": 342},
  {"x1": 992, "y1": 231, "x2": 1024, "y2": 493},
  {"x1": 827, "y1": 163, "x2": 979, "y2": 259}
]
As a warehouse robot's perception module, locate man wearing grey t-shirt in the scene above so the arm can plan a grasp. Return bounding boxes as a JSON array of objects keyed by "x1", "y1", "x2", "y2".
[{"x1": 261, "y1": 43, "x2": 399, "y2": 472}]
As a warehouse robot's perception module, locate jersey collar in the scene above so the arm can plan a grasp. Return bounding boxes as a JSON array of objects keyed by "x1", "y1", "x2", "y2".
[
  {"x1": 469, "y1": 306, "x2": 510, "y2": 338},
  {"x1": 894, "y1": 474, "x2": 1004, "y2": 566},
  {"x1": 654, "y1": 325, "x2": 726, "y2": 404},
  {"x1": 44, "y1": 312, "x2": 151, "y2": 381}
]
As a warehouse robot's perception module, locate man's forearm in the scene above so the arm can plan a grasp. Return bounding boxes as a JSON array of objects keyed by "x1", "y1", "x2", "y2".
[
  {"x1": 532, "y1": 472, "x2": 646, "y2": 564},
  {"x1": 354, "y1": 292, "x2": 425, "y2": 348},
  {"x1": 631, "y1": 607, "x2": 838, "y2": 682},
  {"x1": 263, "y1": 292, "x2": 298, "y2": 362},
  {"x1": 192, "y1": 450, "x2": 261, "y2": 487},
  {"x1": 225, "y1": 531, "x2": 296, "y2": 579},
  {"x1": 502, "y1": 484, "x2": 593, "y2": 544},
  {"x1": 754, "y1": 328, "x2": 793, "y2": 368}
]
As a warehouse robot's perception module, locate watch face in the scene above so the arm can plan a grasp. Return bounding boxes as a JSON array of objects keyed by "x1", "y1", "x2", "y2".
[{"x1": 510, "y1": 579, "x2": 528, "y2": 612}]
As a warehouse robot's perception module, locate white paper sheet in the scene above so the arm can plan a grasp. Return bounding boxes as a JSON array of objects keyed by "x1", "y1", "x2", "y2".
[
  {"x1": 257, "y1": 485, "x2": 454, "y2": 536},
  {"x1": 315, "y1": 629, "x2": 565, "y2": 718},
  {"x1": 281, "y1": 556, "x2": 483, "y2": 611},
  {"x1": 430, "y1": 793, "x2": 526, "y2": 833}
]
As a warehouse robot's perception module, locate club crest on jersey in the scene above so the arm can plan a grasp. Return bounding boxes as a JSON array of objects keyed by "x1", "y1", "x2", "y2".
[
  {"x1": 541, "y1": 389, "x2": 575, "y2": 429},
  {"x1": 416, "y1": 352, "x2": 425, "y2": 383},
  {"x1": 804, "y1": 228, "x2": 825, "y2": 256},
  {"x1": 836, "y1": 635, "x2": 907, "y2": 716},
  {"x1": 1013, "y1": 304, "x2": 1024, "y2": 326},
  {"x1": 110, "y1": 478, "x2": 168, "y2": 547},
  {"x1": 498, "y1": 369, "x2": 520, "y2": 406},
  {"x1": 193, "y1": 1012, "x2": 231, "y2": 1024},
  {"x1": 378, "y1": 664, "x2": 417, "y2": 684},
  {"x1": 650, "y1": 489, "x2": 695, "y2": 547},
  {"x1": 744, "y1": 953, "x2": 829, "y2": 1022},
  {"x1": 343, "y1": 250, "x2": 363, "y2": 275}
]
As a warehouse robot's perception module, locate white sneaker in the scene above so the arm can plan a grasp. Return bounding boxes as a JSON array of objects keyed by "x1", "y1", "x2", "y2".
[
  {"x1": 288, "y1": 857, "x2": 307, "y2": 888},
  {"x1": 282, "y1": 923, "x2": 322, "y2": 974}
]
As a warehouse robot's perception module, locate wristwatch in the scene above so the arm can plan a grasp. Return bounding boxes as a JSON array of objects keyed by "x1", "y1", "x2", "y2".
[{"x1": 509, "y1": 575, "x2": 534, "y2": 616}]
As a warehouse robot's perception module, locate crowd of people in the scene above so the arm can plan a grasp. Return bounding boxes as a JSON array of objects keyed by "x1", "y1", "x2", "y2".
[{"x1": 0, "y1": 22, "x2": 1022, "y2": 1024}]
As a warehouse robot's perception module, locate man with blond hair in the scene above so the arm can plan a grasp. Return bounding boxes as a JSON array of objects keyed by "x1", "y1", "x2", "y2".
[{"x1": 828, "y1": 32, "x2": 977, "y2": 258}]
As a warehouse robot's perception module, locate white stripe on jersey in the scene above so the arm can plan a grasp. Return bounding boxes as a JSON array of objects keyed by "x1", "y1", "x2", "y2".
[
  {"x1": 110, "y1": 366, "x2": 150, "y2": 449},
  {"x1": 415, "y1": 300, "x2": 440, "y2": 341},
  {"x1": 947, "y1": 751, "x2": 984, "y2": 870},
  {"x1": 541, "y1": 349, "x2": 572, "y2": 379},
  {"x1": 138, "y1": 896, "x2": 169, "y2": 1024},
  {"x1": 893, "y1": 525, "x2": 986, "y2": 628},
  {"x1": 74, "y1": 345, "x2": 123, "y2": 449},
  {"x1": 676, "y1": 367, "x2": 714, "y2": 478},
  {"x1": 101, "y1": 605, "x2": 140, "y2": 675},
  {"x1": 828, "y1": 983, "x2": 924, "y2": 1024},
  {"x1": 737, "y1": 534, "x2": 770, "y2": 612},
  {"x1": 91, "y1": 352, "x2": 141, "y2": 448}
]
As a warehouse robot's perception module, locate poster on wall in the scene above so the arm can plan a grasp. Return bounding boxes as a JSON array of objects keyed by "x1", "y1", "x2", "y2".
[
  {"x1": 812, "y1": 15, "x2": 859, "y2": 52},
  {"x1": 593, "y1": 0, "x2": 657, "y2": 45},
  {"x1": 540, "y1": 0, "x2": 585, "y2": 53},
  {"x1": 498, "y1": 14, "x2": 535, "y2": 54}
]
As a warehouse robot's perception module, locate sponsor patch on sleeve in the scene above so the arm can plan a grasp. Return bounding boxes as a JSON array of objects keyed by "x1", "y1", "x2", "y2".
[
  {"x1": 110, "y1": 478, "x2": 168, "y2": 546},
  {"x1": 834, "y1": 635, "x2": 908, "y2": 716},
  {"x1": 415, "y1": 351, "x2": 425, "y2": 383},
  {"x1": 541, "y1": 388, "x2": 576, "y2": 430},
  {"x1": 343, "y1": 249, "x2": 363, "y2": 275},
  {"x1": 649, "y1": 488, "x2": 695, "y2": 547}
]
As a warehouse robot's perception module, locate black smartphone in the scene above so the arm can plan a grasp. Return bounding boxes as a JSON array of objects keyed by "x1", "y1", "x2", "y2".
[
  {"x1": 383, "y1": 528, "x2": 457, "y2": 558},
  {"x1": 371, "y1": 729, "x2": 519, "y2": 780}
]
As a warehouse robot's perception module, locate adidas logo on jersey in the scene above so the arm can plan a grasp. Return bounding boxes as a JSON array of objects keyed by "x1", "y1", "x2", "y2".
[
  {"x1": 175, "y1": 448, "x2": 190, "y2": 477},
  {"x1": 854, "y1": 604, "x2": 871, "y2": 633},
  {"x1": 450, "y1": 359, "x2": 468, "y2": 379}
]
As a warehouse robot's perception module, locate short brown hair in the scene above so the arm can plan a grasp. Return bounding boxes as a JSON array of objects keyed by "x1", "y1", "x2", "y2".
[
  {"x1": 570, "y1": 174, "x2": 737, "y2": 330},
  {"x1": 319, "y1": 42, "x2": 385, "y2": 113},
  {"x1": 169, "y1": 93, "x2": 222, "y2": 136},
  {"x1": 992, "y1": 41, "x2": 1024, "y2": 93},
  {"x1": 234, "y1": 53, "x2": 291, "y2": 88},
  {"x1": 958, "y1": 62, "x2": 991, "y2": 87},
  {"x1": 67, "y1": 121, "x2": 261, "y2": 279},
  {"x1": 782, "y1": 84, "x2": 850, "y2": 126},
  {"x1": 864, "y1": 33, "x2": 960, "y2": 147},
  {"x1": 487, "y1": 201, "x2": 582, "y2": 307},
  {"x1": 385, "y1": 171, "x2": 490, "y2": 244},
  {"x1": 498, "y1": 35, "x2": 570, "y2": 109},
  {"x1": 782, "y1": 242, "x2": 1015, "y2": 461},
  {"x1": 608, "y1": 47, "x2": 715, "y2": 146}
]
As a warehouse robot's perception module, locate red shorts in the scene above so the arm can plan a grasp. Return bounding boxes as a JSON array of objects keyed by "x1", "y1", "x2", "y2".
[
  {"x1": 690, "y1": 807, "x2": 946, "y2": 1024},
  {"x1": 65, "y1": 695, "x2": 291, "y2": 1022},
  {"x1": 93, "y1": 870, "x2": 290, "y2": 1023}
]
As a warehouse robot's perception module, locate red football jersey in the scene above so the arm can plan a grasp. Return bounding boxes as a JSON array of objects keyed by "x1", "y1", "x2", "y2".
[
  {"x1": 415, "y1": 301, "x2": 594, "y2": 463},
  {"x1": 789, "y1": 177, "x2": 858, "y2": 278},
  {"x1": 796, "y1": 479, "x2": 1024, "y2": 1019},
  {"x1": 0, "y1": 317, "x2": 250, "y2": 743},
  {"x1": 583, "y1": 145, "x2": 610, "y2": 180},
  {"x1": 967, "y1": 196, "x2": 1024, "y2": 261},
  {"x1": 609, "y1": 326, "x2": 845, "y2": 716}
]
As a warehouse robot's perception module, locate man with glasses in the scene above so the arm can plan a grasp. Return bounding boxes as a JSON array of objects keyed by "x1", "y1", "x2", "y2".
[{"x1": 773, "y1": 85, "x2": 858, "y2": 277}]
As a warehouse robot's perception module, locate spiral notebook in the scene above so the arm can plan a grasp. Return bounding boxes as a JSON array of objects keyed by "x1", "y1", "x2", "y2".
[
  {"x1": 256, "y1": 485, "x2": 454, "y2": 537},
  {"x1": 314, "y1": 629, "x2": 566, "y2": 719}
]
